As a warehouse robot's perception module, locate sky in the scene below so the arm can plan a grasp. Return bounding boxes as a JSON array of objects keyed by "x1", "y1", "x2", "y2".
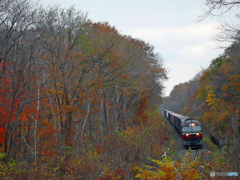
[{"x1": 39, "y1": 0, "x2": 235, "y2": 96}]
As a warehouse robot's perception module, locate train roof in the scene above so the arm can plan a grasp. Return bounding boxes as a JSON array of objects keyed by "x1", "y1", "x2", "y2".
[
  {"x1": 168, "y1": 111, "x2": 189, "y2": 120},
  {"x1": 182, "y1": 119, "x2": 201, "y2": 126},
  {"x1": 164, "y1": 109, "x2": 171, "y2": 112},
  {"x1": 165, "y1": 109, "x2": 202, "y2": 126}
]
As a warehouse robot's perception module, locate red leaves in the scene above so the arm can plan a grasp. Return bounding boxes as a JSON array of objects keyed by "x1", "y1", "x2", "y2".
[
  {"x1": 136, "y1": 96, "x2": 149, "y2": 123},
  {"x1": 95, "y1": 144, "x2": 103, "y2": 155},
  {"x1": 0, "y1": 60, "x2": 39, "y2": 153},
  {"x1": 89, "y1": 22, "x2": 117, "y2": 35}
]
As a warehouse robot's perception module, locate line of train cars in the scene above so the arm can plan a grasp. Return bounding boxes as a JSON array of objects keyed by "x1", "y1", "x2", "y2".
[{"x1": 164, "y1": 109, "x2": 203, "y2": 147}]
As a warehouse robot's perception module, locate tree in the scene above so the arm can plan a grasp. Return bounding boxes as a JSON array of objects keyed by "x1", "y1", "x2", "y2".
[
  {"x1": 0, "y1": 1, "x2": 168, "y2": 171},
  {"x1": 0, "y1": 0, "x2": 42, "y2": 162},
  {"x1": 200, "y1": 0, "x2": 240, "y2": 20},
  {"x1": 200, "y1": 0, "x2": 240, "y2": 45}
]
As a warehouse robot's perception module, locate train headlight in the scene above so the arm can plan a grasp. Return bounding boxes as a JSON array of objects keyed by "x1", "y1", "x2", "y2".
[
  {"x1": 186, "y1": 133, "x2": 189, "y2": 136},
  {"x1": 196, "y1": 133, "x2": 199, "y2": 135}
]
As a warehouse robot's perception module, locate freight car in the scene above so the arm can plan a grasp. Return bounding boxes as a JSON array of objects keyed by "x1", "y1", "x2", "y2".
[{"x1": 164, "y1": 109, "x2": 203, "y2": 147}]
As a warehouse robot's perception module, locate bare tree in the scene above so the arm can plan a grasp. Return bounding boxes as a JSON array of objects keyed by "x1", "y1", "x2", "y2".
[
  {"x1": 200, "y1": 0, "x2": 240, "y2": 20},
  {"x1": 199, "y1": 0, "x2": 240, "y2": 45}
]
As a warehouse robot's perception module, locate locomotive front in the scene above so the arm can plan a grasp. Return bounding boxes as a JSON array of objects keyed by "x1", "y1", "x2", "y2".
[{"x1": 181, "y1": 119, "x2": 203, "y2": 147}]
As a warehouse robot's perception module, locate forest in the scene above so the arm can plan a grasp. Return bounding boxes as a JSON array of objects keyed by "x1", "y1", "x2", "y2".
[
  {"x1": 0, "y1": 0, "x2": 171, "y2": 179},
  {"x1": 1, "y1": 0, "x2": 240, "y2": 179}
]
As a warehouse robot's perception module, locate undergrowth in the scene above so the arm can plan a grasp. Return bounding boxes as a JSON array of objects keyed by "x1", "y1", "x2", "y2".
[
  {"x1": 203, "y1": 136, "x2": 218, "y2": 152},
  {"x1": 0, "y1": 107, "x2": 236, "y2": 179},
  {"x1": 0, "y1": 107, "x2": 172, "y2": 179}
]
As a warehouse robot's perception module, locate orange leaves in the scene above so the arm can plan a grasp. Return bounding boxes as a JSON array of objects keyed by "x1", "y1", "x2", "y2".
[
  {"x1": 62, "y1": 105, "x2": 78, "y2": 113},
  {"x1": 136, "y1": 96, "x2": 149, "y2": 123},
  {"x1": 73, "y1": 52, "x2": 83, "y2": 59},
  {"x1": 94, "y1": 144, "x2": 103, "y2": 155},
  {"x1": 196, "y1": 53, "x2": 240, "y2": 137},
  {"x1": 98, "y1": 167, "x2": 125, "y2": 180},
  {"x1": 0, "y1": 4, "x2": 167, "y2": 173},
  {"x1": 89, "y1": 22, "x2": 116, "y2": 35},
  {"x1": 220, "y1": 58, "x2": 240, "y2": 95}
]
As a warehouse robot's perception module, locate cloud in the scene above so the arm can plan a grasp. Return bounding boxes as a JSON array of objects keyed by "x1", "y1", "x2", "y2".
[
  {"x1": 124, "y1": 23, "x2": 223, "y2": 96},
  {"x1": 163, "y1": 62, "x2": 202, "y2": 96},
  {"x1": 126, "y1": 22, "x2": 224, "y2": 62},
  {"x1": 127, "y1": 22, "x2": 218, "y2": 42}
]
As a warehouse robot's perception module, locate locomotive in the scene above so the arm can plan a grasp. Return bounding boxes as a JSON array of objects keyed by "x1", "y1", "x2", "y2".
[{"x1": 164, "y1": 109, "x2": 203, "y2": 147}]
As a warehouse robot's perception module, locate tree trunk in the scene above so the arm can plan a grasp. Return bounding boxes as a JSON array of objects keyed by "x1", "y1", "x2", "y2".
[{"x1": 80, "y1": 100, "x2": 92, "y2": 141}]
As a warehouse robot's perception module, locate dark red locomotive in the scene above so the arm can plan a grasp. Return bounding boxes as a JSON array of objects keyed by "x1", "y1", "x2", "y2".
[{"x1": 164, "y1": 109, "x2": 203, "y2": 147}]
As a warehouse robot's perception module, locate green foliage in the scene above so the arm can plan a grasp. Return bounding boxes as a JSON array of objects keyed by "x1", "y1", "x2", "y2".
[
  {"x1": 63, "y1": 146, "x2": 74, "y2": 156},
  {"x1": 0, "y1": 153, "x2": 29, "y2": 178},
  {"x1": 167, "y1": 138, "x2": 177, "y2": 156},
  {"x1": 0, "y1": 153, "x2": 5, "y2": 160},
  {"x1": 209, "y1": 56, "x2": 225, "y2": 75},
  {"x1": 203, "y1": 136, "x2": 218, "y2": 152}
]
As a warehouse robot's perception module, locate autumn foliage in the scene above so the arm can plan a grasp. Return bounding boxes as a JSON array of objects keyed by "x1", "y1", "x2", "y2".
[
  {"x1": 164, "y1": 41, "x2": 240, "y2": 174},
  {"x1": 0, "y1": 0, "x2": 170, "y2": 179}
]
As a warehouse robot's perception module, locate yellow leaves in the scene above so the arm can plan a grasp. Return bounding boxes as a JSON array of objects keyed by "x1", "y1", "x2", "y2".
[
  {"x1": 135, "y1": 156, "x2": 200, "y2": 180},
  {"x1": 206, "y1": 89, "x2": 218, "y2": 107},
  {"x1": 57, "y1": 90, "x2": 63, "y2": 94},
  {"x1": 85, "y1": 148, "x2": 98, "y2": 160},
  {"x1": 62, "y1": 105, "x2": 78, "y2": 113},
  {"x1": 152, "y1": 145, "x2": 162, "y2": 157}
]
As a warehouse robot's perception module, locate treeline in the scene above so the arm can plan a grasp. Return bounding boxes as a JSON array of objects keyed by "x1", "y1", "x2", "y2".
[{"x1": 0, "y1": 0, "x2": 167, "y2": 171}]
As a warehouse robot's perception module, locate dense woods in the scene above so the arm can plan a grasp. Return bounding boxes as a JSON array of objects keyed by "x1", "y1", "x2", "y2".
[{"x1": 0, "y1": 0, "x2": 171, "y2": 178}]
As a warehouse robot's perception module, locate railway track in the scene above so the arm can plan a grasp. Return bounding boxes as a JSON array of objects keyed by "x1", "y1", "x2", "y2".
[
  {"x1": 184, "y1": 148, "x2": 201, "y2": 160},
  {"x1": 175, "y1": 149, "x2": 201, "y2": 180},
  {"x1": 195, "y1": 149, "x2": 200, "y2": 158}
]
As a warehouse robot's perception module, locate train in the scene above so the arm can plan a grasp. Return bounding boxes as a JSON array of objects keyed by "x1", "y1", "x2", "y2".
[{"x1": 164, "y1": 109, "x2": 203, "y2": 147}]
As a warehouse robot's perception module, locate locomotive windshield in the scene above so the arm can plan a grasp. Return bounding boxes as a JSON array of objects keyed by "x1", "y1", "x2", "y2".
[{"x1": 182, "y1": 126, "x2": 202, "y2": 132}]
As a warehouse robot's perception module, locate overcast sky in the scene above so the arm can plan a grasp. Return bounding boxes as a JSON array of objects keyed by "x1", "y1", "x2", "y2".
[{"x1": 39, "y1": 0, "x2": 234, "y2": 96}]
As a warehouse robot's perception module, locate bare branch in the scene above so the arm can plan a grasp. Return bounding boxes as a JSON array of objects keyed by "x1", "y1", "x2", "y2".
[{"x1": 199, "y1": 0, "x2": 240, "y2": 21}]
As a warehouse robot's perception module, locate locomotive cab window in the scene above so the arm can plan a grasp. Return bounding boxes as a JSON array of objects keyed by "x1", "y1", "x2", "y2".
[{"x1": 182, "y1": 125, "x2": 202, "y2": 132}]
